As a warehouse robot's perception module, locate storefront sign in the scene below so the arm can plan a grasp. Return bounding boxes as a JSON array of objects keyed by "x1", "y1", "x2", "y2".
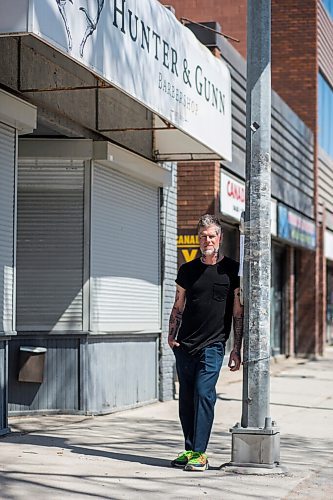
[
  {"x1": 278, "y1": 204, "x2": 316, "y2": 250},
  {"x1": 220, "y1": 172, "x2": 278, "y2": 235},
  {"x1": 1, "y1": 0, "x2": 232, "y2": 160},
  {"x1": 220, "y1": 172, "x2": 245, "y2": 221},
  {"x1": 177, "y1": 234, "x2": 200, "y2": 264},
  {"x1": 325, "y1": 230, "x2": 333, "y2": 261}
]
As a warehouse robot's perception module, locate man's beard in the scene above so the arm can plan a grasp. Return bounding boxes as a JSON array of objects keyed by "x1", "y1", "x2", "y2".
[{"x1": 201, "y1": 247, "x2": 218, "y2": 256}]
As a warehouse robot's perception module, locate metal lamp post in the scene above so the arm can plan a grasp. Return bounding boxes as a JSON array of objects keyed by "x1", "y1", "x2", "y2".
[{"x1": 230, "y1": 0, "x2": 280, "y2": 468}]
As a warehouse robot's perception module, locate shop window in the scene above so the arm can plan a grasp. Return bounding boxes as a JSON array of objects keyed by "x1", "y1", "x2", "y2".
[
  {"x1": 327, "y1": 266, "x2": 333, "y2": 344},
  {"x1": 318, "y1": 72, "x2": 333, "y2": 159},
  {"x1": 322, "y1": 0, "x2": 333, "y2": 18}
]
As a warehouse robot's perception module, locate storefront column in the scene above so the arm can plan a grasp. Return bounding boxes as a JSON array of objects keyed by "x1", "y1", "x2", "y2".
[
  {"x1": 160, "y1": 163, "x2": 178, "y2": 401},
  {"x1": 295, "y1": 250, "x2": 317, "y2": 356},
  {"x1": 327, "y1": 264, "x2": 333, "y2": 345},
  {"x1": 324, "y1": 227, "x2": 333, "y2": 346},
  {"x1": 287, "y1": 246, "x2": 295, "y2": 356},
  {"x1": 318, "y1": 212, "x2": 326, "y2": 356}
]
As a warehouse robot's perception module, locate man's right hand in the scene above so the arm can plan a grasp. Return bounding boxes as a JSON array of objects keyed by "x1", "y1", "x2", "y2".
[
  {"x1": 168, "y1": 335, "x2": 180, "y2": 350},
  {"x1": 228, "y1": 349, "x2": 241, "y2": 371}
]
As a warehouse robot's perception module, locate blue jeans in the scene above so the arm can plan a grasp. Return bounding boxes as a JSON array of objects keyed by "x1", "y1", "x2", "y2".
[{"x1": 174, "y1": 342, "x2": 224, "y2": 453}]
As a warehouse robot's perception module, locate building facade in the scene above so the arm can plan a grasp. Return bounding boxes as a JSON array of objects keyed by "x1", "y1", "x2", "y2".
[
  {"x1": 271, "y1": 0, "x2": 333, "y2": 352},
  {"x1": 161, "y1": 0, "x2": 328, "y2": 357},
  {"x1": 0, "y1": 0, "x2": 233, "y2": 431}
]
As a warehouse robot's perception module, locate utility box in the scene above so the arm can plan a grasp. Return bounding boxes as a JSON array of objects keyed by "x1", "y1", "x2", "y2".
[
  {"x1": 18, "y1": 346, "x2": 47, "y2": 383},
  {"x1": 230, "y1": 423, "x2": 280, "y2": 468}
]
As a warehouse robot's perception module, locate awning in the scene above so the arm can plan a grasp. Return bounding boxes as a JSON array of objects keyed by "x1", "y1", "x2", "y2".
[
  {"x1": 0, "y1": 0, "x2": 232, "y2": 162},
  {"x1": 0, "y1": 88, "x2": 37, "y2": 134},
  {"x1": 19, "y1": 138, "x2": 172, "y2": 186}
]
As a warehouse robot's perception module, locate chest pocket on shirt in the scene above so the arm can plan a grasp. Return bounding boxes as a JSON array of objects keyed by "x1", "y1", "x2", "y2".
[{"x1": 213, "y1": 283, "x2": 229, "y2": 301}]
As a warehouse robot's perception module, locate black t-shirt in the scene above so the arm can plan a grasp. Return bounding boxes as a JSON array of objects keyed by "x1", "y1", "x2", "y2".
[{"x1": 175, "y1": 256, "x2": 240, "y2": 355}]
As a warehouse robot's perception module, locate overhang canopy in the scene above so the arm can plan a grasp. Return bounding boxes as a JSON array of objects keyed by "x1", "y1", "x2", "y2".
[
  {"x1": 19, "y1": 139, "x2": 172, "y2": 187},
  {"x1": 0, "y1": 88, "x2": 37, "y2": 134},
  {"x1": 0, "y1": 0, "x2": 232, "y2": 162},
  {"x1": 20, "y1": 139, "x2": 172, "y2": 187}
]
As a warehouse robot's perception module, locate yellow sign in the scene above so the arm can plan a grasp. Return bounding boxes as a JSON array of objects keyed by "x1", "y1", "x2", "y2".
[
  {"x1": 177, "y1": 234, "x2": 200, "y2": 263},
  {"x1": 181, "y1": 248, "x2": 199, "y2": 262},
  {"x1": 177, "y1": 234, "x2": 199, "y2": 247}
]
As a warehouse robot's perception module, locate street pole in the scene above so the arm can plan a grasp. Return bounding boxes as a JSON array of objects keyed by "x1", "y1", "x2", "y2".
[
  {"x1": 242, "y1": 0, "x2": 271, "y2": 429},
  {"x1": 230, "y1": 0, "x2": 280, "y2": 468}
]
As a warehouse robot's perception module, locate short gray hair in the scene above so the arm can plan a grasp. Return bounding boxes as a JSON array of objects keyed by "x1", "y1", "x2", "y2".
[{"x1": 197, "y1": 214, "x2": 223, "y2": 235}]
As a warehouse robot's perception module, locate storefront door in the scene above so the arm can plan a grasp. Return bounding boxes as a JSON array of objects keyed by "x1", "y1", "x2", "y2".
[
  {"x1": 270, "y1": 243, "x2": 286, "y2": 355},
  {"x1": 327, "y1": 265, "x2": 333, "y2": 345}
]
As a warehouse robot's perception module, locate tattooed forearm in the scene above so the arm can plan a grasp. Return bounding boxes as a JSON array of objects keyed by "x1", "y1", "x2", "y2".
[
  {"x1": 168, "y1": 286, "x2": 185, "y2": 344},
  {"x1": 233, "y1": 316, "x2": 243, "y2": 353},
  {"x1": 168, "y1": 306, "x2": 183, "y2": 340},
  {"x1": 169, "y1": 286, "x2": 185, "y2": 340},
  {"x1": 232, "y1": 288, "x2": 243, "y2": 353}
]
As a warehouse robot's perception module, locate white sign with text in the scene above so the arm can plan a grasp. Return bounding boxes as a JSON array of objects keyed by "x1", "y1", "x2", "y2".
[
  {"x1": 0, "y1": 0, "x2": 232, "y2": 160},
  {"x1": 220, "y1": 171, "x2": 278, "y2": 235},
  {"x1": 220, "y1": 171, "x2": 245, "y2": 221},
  {"x1": 325, "y1": 230, "x2": 333, "y2": 261}
]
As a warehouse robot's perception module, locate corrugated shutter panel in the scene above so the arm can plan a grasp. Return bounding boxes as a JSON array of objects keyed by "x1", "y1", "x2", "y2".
[
  {"x1": 17, "y1": 159, "x2": 84, "y2": 331},
  {"x1": 0, "y1": 122, "x2": 15, "y2": 333},
  {"x1": 91, "y1": 164, "x2": 160, "y2": 332}
]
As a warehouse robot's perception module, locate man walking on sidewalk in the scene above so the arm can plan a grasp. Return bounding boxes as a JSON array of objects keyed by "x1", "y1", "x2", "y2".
[{"x1": 168, "y1": 214, "x2": 243, "y2": 471}]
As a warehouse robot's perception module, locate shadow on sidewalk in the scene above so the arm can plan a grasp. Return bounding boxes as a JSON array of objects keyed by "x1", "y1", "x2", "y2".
[
  {"x1": 5, "y1": 425, "x2": 333, "y2": 471},
  {"x1": 0, "y1": 470, "x2": 113, "y2": 500},
  {"x1": 2, "y1": 415, "x2": 192, "y2": 469},
  {"x1": 2, "y1": 431, "x2": 173, "y2": 468},
  {"x1": 217, "y1": 394, "x2": 333, "y2": 411}
]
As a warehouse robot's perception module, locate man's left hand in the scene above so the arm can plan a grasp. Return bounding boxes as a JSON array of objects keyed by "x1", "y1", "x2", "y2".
[{"x1": 228, "y1": 349, "x2": 241, "y2": 371}]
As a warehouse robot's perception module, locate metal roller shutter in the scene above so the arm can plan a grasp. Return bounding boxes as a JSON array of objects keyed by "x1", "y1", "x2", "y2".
[
  {"x1": 16, "y1": 159, "x2": 84, "y2": 331},
  {"x1": 0, "y1": 122, "x2": 16, "y2": 333},
  {"x1": 91, "y1": 164, "x2": 160, "y2": 332}
]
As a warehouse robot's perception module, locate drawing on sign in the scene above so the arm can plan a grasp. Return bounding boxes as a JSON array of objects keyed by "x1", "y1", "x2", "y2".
[
  {"x1": 55, "y1": 0, "x2": 73, "y2": 50},
  {"x1": 55, "y1": 0, "x2": 104, "y2": 57}
]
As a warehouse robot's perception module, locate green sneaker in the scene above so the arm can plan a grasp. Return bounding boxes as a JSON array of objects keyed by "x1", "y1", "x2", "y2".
[
  {"x1": 171, "y1": 450, "x2": 194, "y2": 468},
  {"x1": 184, "y1": 452, "x2": 208, "y2": 471}
]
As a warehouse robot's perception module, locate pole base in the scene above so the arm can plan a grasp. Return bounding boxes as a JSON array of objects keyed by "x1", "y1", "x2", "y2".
[
  {"x1": 0, "y1": 426, "x2": 11, "y2": 436},
  {"x1": 230, "y1": 424, "x2": 280, "y2": 468}
]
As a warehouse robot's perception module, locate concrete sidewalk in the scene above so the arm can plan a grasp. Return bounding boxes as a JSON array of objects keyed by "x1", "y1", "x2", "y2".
[{"x1": 1, "y1": 348, "x2": 333, "y2": 499}]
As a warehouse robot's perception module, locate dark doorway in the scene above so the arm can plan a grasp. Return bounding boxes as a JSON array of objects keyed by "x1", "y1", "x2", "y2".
[
  {"x1": 270, "y1": 243, "x2": 286, "y2": 355},
  {"x1": 327, "y1": 264, "x2": 333, "y2": 345}
]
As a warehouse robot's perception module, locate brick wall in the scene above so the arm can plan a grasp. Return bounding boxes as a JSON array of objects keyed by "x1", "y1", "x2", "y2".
[
  {"x1": 271, "y1": 0, "x2": 318, "y2": 133},
  {"x1": 161, "y1": 0, "x2": 318, "y2": 134},
  {"x1": 160, "y1": 0, "x2": 247, "y2": 58},
  {"x1": 178, "y1": 161, "x2": 220, "y2": 230}
]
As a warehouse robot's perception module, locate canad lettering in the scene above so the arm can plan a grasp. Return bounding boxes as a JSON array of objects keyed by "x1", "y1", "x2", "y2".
[{"x1": 227, "y1": 180, "x2": 245, "y2": 202}]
